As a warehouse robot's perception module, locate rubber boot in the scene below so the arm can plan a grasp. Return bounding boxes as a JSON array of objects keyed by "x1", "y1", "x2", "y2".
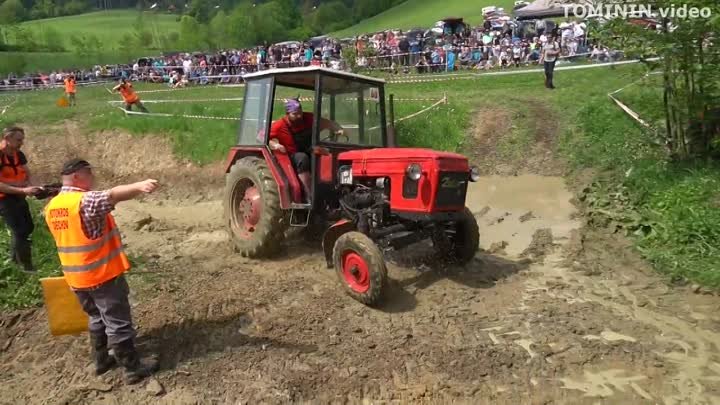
[
  {"x1": 90, "y1": 333, "x2": 116, "y2": 375},
  {"x1": 113, "y1": 340, "x2": 159, "y2": 385},
  {"x1": 16, "y1": 243, "x2": 35, "y2": 273}
]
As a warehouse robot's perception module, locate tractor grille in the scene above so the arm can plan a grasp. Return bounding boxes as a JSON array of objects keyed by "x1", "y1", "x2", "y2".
[{"x1": 435, "y1": 172, "x2": 468, "y2": 207}]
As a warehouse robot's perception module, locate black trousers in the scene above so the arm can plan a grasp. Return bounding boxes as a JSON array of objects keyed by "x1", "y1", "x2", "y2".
[
  {"x1": 0, "y1": 196, "x2": 34, "y2": 268},
  {"x1": 74, "y1": 275, "x2": 136, "y2": 346},
  {"x1": 544, "y1": 60, "x2": 556, "y2": 88}
]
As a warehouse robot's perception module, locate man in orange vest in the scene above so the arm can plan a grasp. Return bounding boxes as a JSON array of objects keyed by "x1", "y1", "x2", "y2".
[
  {"x1": 63, "y1": 74, "x2": 76, "y2": 106},
  {"x1": 111, "y1": 78, "x2": 149, "y2": 113},
  {"x1": 44, "y1": 158, "x2": 160, "y2": 384},
  {"x1": 0, "y1": 126, "x2": 41, "y2": 273}
]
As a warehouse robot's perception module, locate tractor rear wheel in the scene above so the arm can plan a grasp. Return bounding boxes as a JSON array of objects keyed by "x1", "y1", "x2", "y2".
[
  {"x1": 433, "y1": 207, "x2": 480, "y2": 265},
  {"x1": 333, "y1": 232, "x2": 387, "y2": 306},
  {"x1": 224, "y1": 156, "x2": 287, "y2": 257}
]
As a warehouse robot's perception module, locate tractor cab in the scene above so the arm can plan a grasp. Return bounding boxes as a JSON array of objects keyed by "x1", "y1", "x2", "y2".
[{"x1": 226, "y1": 66, "x2": 390, "y2": 211}]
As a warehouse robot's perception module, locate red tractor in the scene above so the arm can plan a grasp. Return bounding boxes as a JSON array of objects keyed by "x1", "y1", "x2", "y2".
[{"x1": 224, "y1": 67, "x2": 480, "y2": 306}]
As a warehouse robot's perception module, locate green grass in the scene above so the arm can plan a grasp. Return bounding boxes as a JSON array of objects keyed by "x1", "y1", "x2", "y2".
[
  {"x1": 0, "y1": 50, "x2": 155, "y2": 75},
  {"x1": 14, "y1": 10, "x2": 180, "y2": 51},
  {"x1": 333, "y1": 0, "x2": 515, "y2": 37},
  {"x1": 0, "y1": 200, "x2": 62, "y2": 309},
  {"x1": 564, "y1": 81, "x2": 720, "y2": 287}
]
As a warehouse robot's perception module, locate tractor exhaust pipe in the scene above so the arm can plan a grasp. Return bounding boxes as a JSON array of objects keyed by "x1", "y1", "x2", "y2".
[{"x1": 387, "y1": 93, "x2": 397, "y2": 147}]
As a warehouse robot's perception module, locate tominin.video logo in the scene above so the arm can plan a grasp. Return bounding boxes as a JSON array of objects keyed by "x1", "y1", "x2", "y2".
[{"x1": 562, "y1": 2, "x2": 713, "y2": 19}]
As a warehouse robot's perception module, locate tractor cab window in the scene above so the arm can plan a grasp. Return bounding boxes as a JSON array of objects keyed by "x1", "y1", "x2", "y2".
[
  {"x1": 320, "y1": 77, "x2": 384, "y2": 147},
  {"x1": 238, "y1": 78, "x2": 272, "y2": 145}
]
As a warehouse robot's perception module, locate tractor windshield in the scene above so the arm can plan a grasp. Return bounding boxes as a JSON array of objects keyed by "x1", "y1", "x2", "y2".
[
  {"x1": 237, "y1": 78, "x2": 272, "y2": 146},
  {"x1": 320, "y1": 76, "x2": 384, "y2": 147}
]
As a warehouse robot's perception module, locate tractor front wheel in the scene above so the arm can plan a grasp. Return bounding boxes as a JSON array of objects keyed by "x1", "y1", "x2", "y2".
[
  {"x1": 224, "y1": 156, "x2": 287, "y2": 257},
  {"x1": 433, "y1": 207, "x2": 480, "y2": 265},
  {"x1": 333, "y1": 232, "x2": 387, "y2": 306}
]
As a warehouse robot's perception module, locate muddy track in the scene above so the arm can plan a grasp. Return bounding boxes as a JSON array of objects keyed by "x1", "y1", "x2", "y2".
[{"x1": 2, "y1": 121, "x2": 720, "y2": 404}]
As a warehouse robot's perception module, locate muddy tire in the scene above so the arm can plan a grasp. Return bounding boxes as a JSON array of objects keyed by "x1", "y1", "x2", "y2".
[
  {"x1": 433, "y1": 207, "x2": 480, "y2": 265},
  {"x1": 224, "y1": 156, "x2": 287, "y2": 257},
  {"x1": 333, "y1": 232, "x2": 387, "y2": 306}
]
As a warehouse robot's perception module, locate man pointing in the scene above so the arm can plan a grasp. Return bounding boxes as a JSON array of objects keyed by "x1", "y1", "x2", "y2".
[{"x1": 44, "y1": 159, "x2": 159, "y2": 384}]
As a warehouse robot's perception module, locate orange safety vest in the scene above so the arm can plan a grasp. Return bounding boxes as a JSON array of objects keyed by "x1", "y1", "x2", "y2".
[
  {"x1": 64, "y1": 78, "x2": 76, "y2": 94},
  {"x1": 118, "y1": 83, "x2": 139, "y2": 104},
  {"x1": 0, "y1": 150, "x2": 28, "y2": 200},
  {"x1": 44, "y1": 191, "x2": 130, "y2": 289}
]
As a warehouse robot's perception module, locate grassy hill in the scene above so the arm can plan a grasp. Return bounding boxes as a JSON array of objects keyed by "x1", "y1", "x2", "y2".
[
  {"x1": 333, "y1": 0, "x2": 515, "y2": 37},
  {"x1": 15, "y1": 10, "x2": 180, "y2": 51}
]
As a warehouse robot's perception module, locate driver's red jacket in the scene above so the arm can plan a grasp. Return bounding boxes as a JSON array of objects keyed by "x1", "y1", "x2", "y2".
[{"x1": 269, "y1": 112, "x2": 314, "y2": 155}]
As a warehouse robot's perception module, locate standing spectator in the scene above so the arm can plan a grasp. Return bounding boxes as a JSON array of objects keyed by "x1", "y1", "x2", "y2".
[
  {"x1": 540, "y1": 34, "x2": 560, "y2": 89},
  {"x1": 304, "y1": 46, "x2": 313, "y2": 66},
  {"x1": 409, "y1": 34, "x2": 421, "y2": 65},
  {"x1": 512, "y1": 43, "x2": 522, "y2": 67},
  {"x1": 398, "y1": 35, "x2": 410, "y2": 67},
  {"x1": 64, "y1": 74, "x2": 77, "y2": 106},
  {"x1": 446, "y1": 48, "x2": 456, "y2": 72}
]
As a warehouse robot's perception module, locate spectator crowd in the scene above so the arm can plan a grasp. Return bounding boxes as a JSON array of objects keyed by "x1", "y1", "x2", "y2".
[{"x1": 1, "y1": 6, "x2": 622, "y2": 91}]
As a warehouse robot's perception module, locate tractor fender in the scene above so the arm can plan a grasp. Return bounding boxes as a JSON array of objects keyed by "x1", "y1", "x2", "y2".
[
  {"x1": 322, "y1": 219, "x2": 356, "y2": 268},
  {"x1": 224, "y1": 146, "x2": 303, "y2": 208}
]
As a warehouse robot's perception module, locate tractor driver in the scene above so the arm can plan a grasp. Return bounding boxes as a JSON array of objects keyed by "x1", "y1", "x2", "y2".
[{"x1": 268, "y1": 98, "x2": 344, "y2": 201}]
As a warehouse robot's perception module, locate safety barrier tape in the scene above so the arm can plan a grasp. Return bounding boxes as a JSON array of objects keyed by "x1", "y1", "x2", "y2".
[
  {"x1": 116, "y1": 95, "x2": 449, "y2": 123},
  {"x1": 606, "y1": 71, "x2": 663, "y2": 129},
  {"x1": 118, "y1": 107, "x2": 239, "y2": 121},
  {"x1": 108, "y1": 96, "x2": 438, "y2": 104},
  {"x1": 0, "y1": 79, "x2": 115, "y2": 92},
  {"x1": 385, "y1": 58, "x2": 661, "y2": 85},
  {"x1": 395, "y1": 96, "x2": 448, "y2": 123},
  {"x1": 388, "y1": 74, "x2": 477, "y2": 84},
  {"x1": 108, "y1": 97, "x2": 245, "y2": 104},
  {"x1": 363, "y1": 48, "x2": 593, "y2": 60},
  {"x1": 134, "y1": 85, "x2": 243, "y2": 94},
  {"x1": 0, "y1": 98, "x2": 18, "y2": 115}
]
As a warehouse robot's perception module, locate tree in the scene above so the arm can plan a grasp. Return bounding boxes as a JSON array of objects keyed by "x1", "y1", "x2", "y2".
[
  {"x1": 209, "y1": 10, "x2": 228, "y2": 49},
  {"x1": 42, "y1": 26, "x2": 65, "y2": 51},
  {"x1": 310, "y1": 1, "x2": 352, "y2": 34},
  {"x1": 0, "y1": 0, "x2": 26, "y2": 24},
  {"x1": 598, "y1": 0, "x2": 720, "y2": 159},
  {"x1": 179, "y1": 14, "x2": 203, "y2": 50}
]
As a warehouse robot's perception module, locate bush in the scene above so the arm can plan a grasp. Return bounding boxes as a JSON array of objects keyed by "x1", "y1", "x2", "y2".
[
  {"x1": 42, "y1": 27, "x2": 66, "y2": 52},
  {"x1": 0, "y1": 200, "x2": 61, "y2": 310}
]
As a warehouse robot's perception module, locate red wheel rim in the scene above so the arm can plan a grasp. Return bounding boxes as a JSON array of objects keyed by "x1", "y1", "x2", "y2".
[
  {"x1": 341, "y1": 252, "x2": 370, "y2": 293},
  {"x1": 233, "y1": 180, "x2": 261, "y2": 240}
]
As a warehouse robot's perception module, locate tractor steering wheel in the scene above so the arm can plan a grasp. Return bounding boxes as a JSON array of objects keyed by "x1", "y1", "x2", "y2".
[{"x1": 320, "y1": 129, "x2": 349, "y2": 143}]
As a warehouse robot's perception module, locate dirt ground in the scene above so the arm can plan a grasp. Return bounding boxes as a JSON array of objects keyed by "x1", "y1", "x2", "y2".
[{"x1": 2, "y1": 117, "x2": 720, "y2": 405}]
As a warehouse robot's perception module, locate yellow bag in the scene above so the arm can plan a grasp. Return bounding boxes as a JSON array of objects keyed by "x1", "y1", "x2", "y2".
[
  {"x1": 40, "y1": 276, "x2": 88, "y2": 336},
  {"x1": 56, "y1": 97, "x2": 69, "y2": 107}
]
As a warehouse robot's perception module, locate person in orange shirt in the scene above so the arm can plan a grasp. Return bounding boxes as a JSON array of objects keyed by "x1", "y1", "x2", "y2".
[
  {"x1": 63, "y1": 74, "x2": 76, "y2": 106},
  {"x1": 111, "y1": 78, "x2": 148, "y2": 112}
]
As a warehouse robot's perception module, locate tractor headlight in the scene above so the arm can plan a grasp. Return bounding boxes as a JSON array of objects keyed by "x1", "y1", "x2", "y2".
[
  {"x1": 375, "y1": 177, "x2": 388, "y2": 189},
  {"x1": 469, "y1": 166, "x2": 481, "y2": 182},
  {"x1": 405, "y1": 163, "x2": 422, "y2": 181},
  {"x1": 339, "y1": 165, "x2": 353, "y2": 185}
]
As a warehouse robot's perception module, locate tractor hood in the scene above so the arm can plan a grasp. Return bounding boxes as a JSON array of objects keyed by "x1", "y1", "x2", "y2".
[
  {"x1": 338, "y1": 148, "x2": 467, "y2": 162},
  {"x1": 337, "y1": 148, "x2": 470, "y2": 175}
]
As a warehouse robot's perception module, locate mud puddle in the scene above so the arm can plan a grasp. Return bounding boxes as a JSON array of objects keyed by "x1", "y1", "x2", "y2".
[{"x1": 466, "y1": 175, "x2": 580, "y2": 257}]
